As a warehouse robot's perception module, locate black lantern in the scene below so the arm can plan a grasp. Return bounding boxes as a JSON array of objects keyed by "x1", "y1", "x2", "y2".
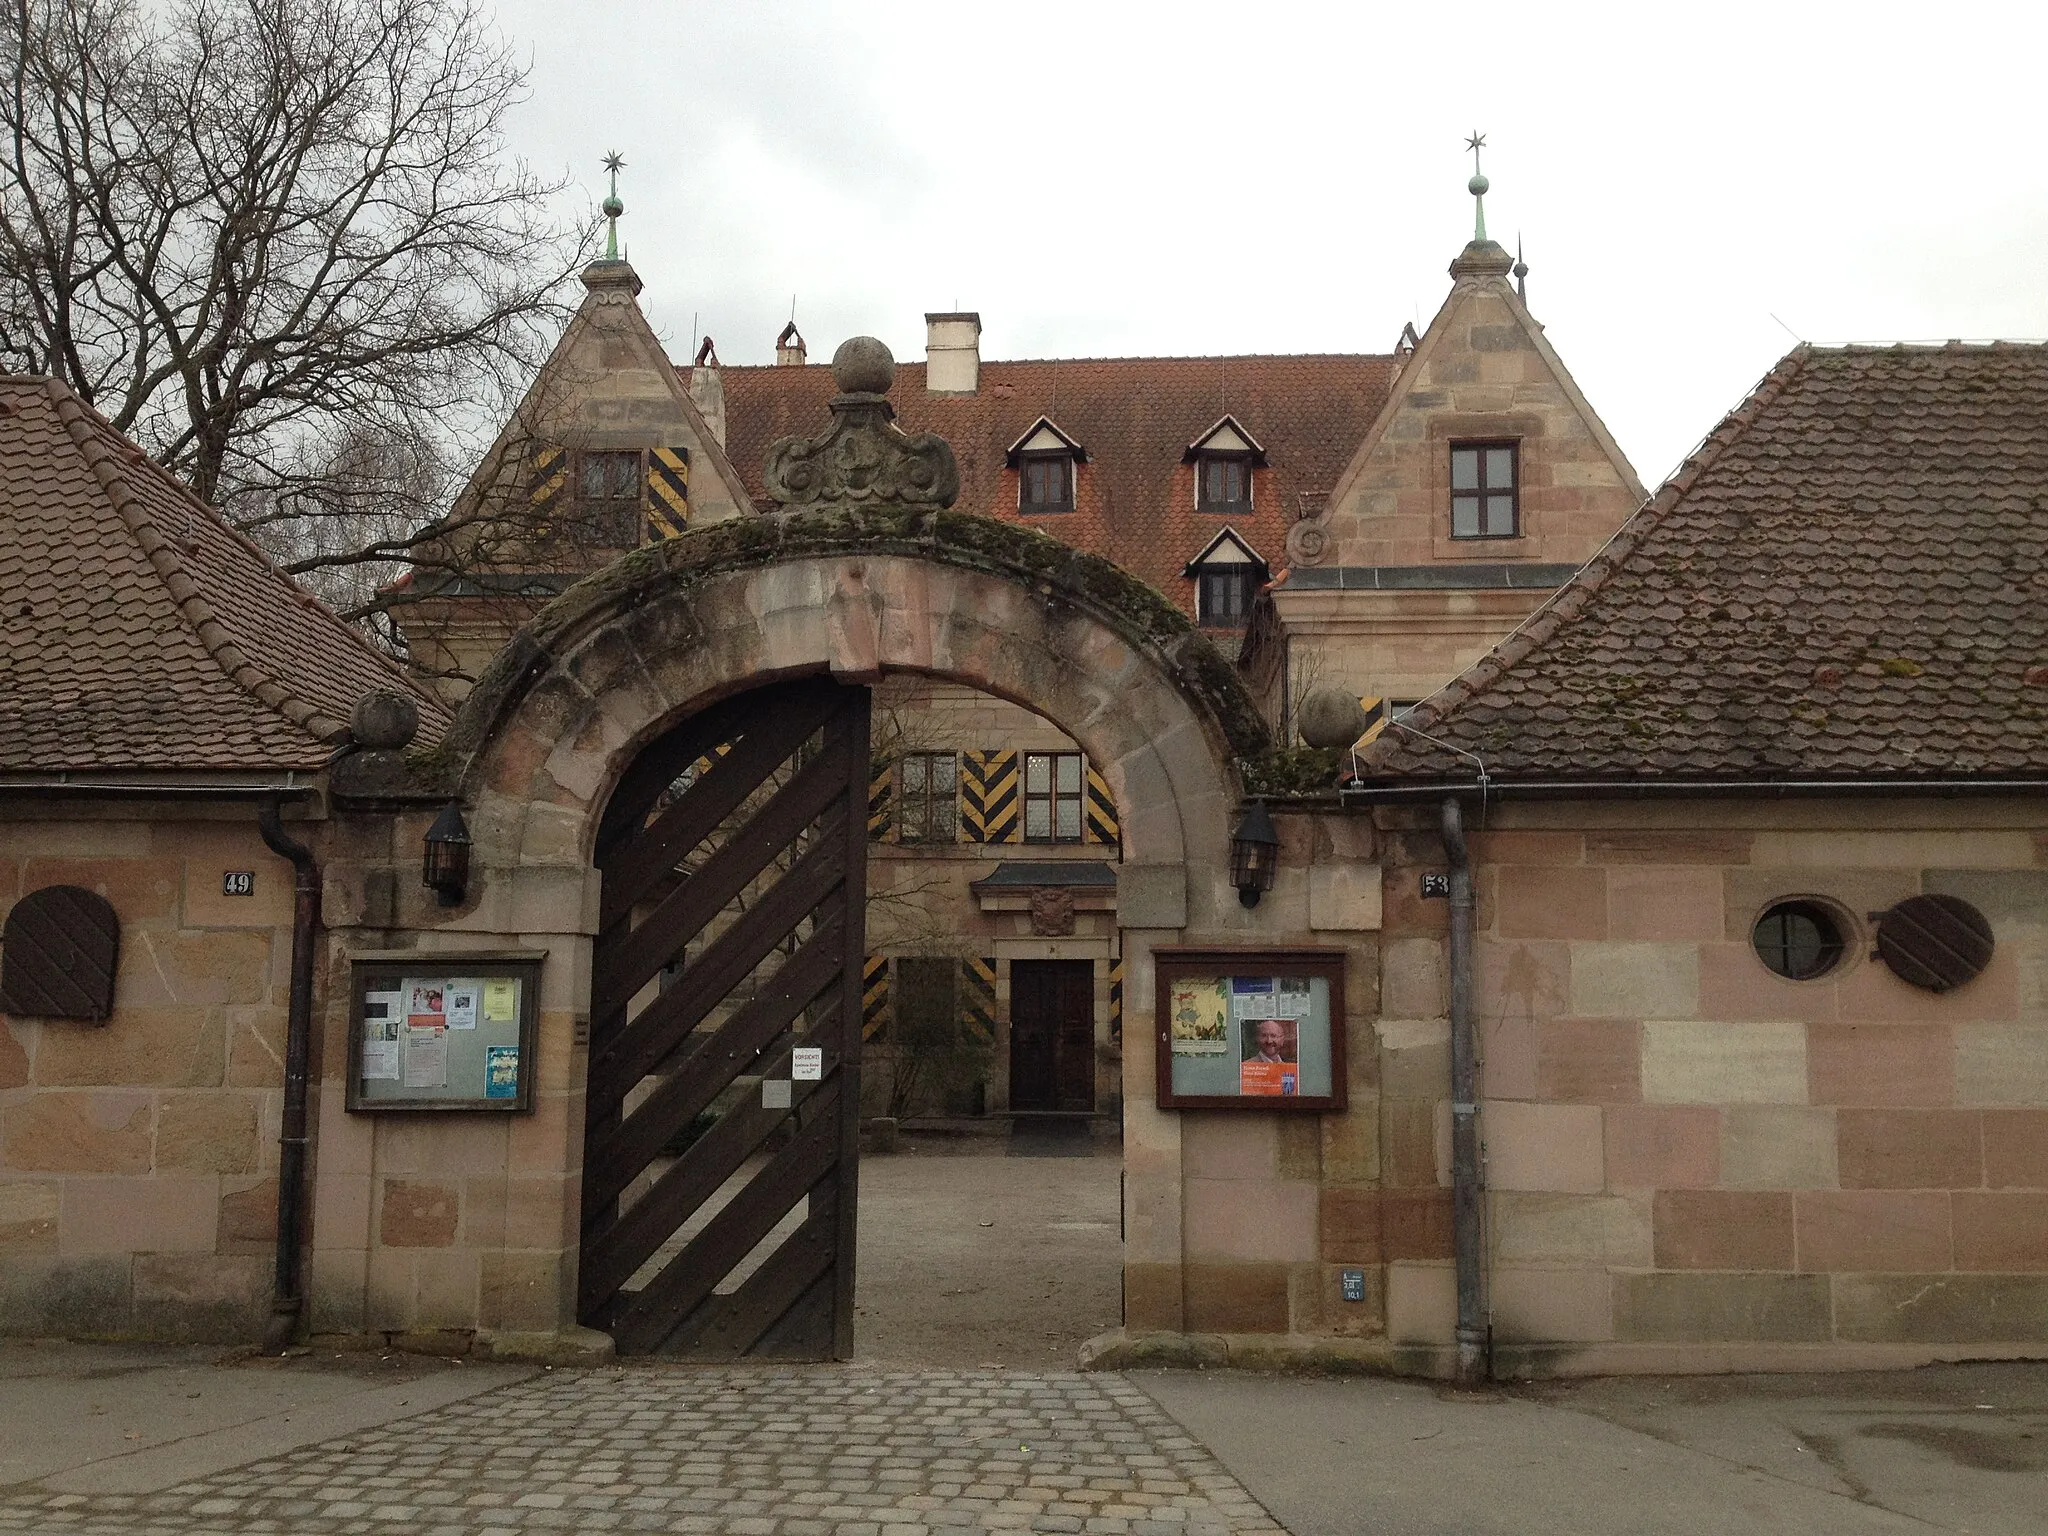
[
  {"x1": 422, "y1": 801, "x2": 472, "y2": 907},
  {"x1": 1230, "y1": 801, "x2": 1279, "y2": 908}
]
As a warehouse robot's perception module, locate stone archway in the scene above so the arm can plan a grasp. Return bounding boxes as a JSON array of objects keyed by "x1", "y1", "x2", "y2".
[{"x1": 407, "y1": 340, "x2": 1278, "y2": 1352}]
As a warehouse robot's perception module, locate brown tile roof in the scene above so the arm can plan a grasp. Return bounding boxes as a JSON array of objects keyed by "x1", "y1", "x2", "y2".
[
  {"x1": 0, "y1": 376, "x2": 448, "y2": 773},
  {"x1": 712, "y1": 354, "x2": 1394, "y2": 618},
  {"x1": 1349, "y1": 342, "x2": 2048, "y2": 788}
]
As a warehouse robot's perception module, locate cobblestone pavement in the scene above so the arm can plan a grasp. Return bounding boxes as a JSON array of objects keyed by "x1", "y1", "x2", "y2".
[{"x1": 0, "y1": 1366, "x2": 1284, "y2": 1536}]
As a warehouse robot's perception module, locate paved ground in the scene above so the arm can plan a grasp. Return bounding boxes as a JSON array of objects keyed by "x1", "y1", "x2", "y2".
[{"x1": 854, "y1": 1134, "x2": 1122, "y2": 1368}]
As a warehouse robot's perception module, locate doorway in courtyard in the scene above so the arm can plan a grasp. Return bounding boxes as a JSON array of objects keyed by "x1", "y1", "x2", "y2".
[{"x1": 1010, "y1": 959, "x2": 1095, "y2": 1113}]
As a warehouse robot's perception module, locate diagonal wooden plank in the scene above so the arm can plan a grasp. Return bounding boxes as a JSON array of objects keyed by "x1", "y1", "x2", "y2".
[
  {"x1": 580, "y1": 1037, "x2": 841, "y2": 1310},
  {"x1": 597, "y1": 683, "x2": 842, "y2": 928},
  {"x1": 594, "y1": 689, "x2": 758, "y2": 859},
  {"x1": 748, "y1": 1266, "x2": 839, "y2": 1359},
  {"x1": 608, "y1": 1091, "x2": 841, "y2": 1355},
  {"x1": 585, "y1": 827, "x2": 844, "y2": 1118},
  {"x1": 828, "y1": 688, "x2": 872, "y2": 1360},
  {"x1": 657, "y1": 1184, "x2": 838, "y2": 1358},
  {"x1": 583, "y1": 926, "x2": 844, "y2": 1217},
  {"x1": 592, "y1": 732, "x2": 853, "y2": 1013}
]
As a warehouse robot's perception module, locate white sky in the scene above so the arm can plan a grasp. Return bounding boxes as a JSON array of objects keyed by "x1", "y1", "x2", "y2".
[{"x1": 491, "y1": 0, "x2": 2048, "y2": 489}]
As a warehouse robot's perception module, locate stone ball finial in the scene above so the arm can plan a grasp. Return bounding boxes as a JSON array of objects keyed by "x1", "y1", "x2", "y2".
[
  {"x1": 833, "y1": 336, "x2": 895, "y2": 395},
  {"x1": 1468, "y1": 173, "x2": 1490, "y2": 197},
  {"x1": 1297, "y1": 686, "x2": 1372, "y2": 750},
  {"x1": 351, "y1": 688, "x2": 420, "y2": 750}
]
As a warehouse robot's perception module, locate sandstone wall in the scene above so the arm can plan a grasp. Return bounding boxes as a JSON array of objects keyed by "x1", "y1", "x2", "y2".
[
  {"x1": 0, "y1": 810, "x2": 296, "y2": 1341},
  {"x1": 1375, "y1": 798, "x2": 2048, "y2": 1374}
]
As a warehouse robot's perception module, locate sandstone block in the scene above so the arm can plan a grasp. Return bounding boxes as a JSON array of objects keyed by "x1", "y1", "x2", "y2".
[
  {"x1": 1183, "y1": 1262, "x2": 1289, "y2": 1333},
  {"x1": 1180, "y1": 1115, "x2": 1277, "y2": 1181},
  {"x1": 1808, "y1": 1023, "x2": 1954, "y2": 1107},
  {"x1": 380, "y1": 1179, "x2": 459, "y2": 1247},
  {"x1": 1381, "y1": 1100, "x2": 1442, "y2": 1189},
  {"x1": 1614, "y1": 1273, "x2": 1830, "y2": 1343},
  {"x1": 1604, "y1": 1105, "x2": 1721, "y2": 1189},
  {"x1": 481, "y1": 1249, "x2": 567, "y2": 1333},
  {"x1": 1490, "y1": 1267, "x2": 1614, "y2": 1343},
  {"x1": 1381, "y1": 1189, "x2": 1455, "y2": 1261},
  {"x1": 1985, "y1": 1109, "x2": 2048, "y2": 1188},
  {"x1": 219, "y1": 1177, "x2": 278, "y2": 1251},
  {"x1": 1643, "y1": 1020, "x2": 1806, "y2": 1105},
  {"x1": 61, "y1": 1176, "x2": 219, "y2": 1254},
  {"x1": 1571, "y1": 943, "x2": 1699, "y2": 1019},
  {"x1": 21, "y1": 855, "x2": 178, "y2": 922},
  {"x1": 1953, "y1": 1193, "x2": 2048, "y2": 1270},
  {"x1": 1385, "y1": 1261, "x2": 1456, "y2": 1346},
  {"x1": 1696, "y1": 942, "x2": 1838, "y2": 1024},
  {"x1": 411, "y1": 1248, "x2": 480, "y2": 1329},
  {"x1": 1795, "y1": 1190, "x2": 1951, "y2": 1272},
  {"x1": 118, "y1": 930, "x2": 274, "y2": 1007},
  {"x1": 1308, "y1": 864, "x2": 1382, "y2": 932},
  {"x1": 1378, "y1": 1018, "x2": 1450, "y2": 1099},
  {"x1": 1833, "y1": 1273, "x2": 2048, "y2": 1344},
  {"x1": 1185, "y1": 1178, "x2": 1316, "y2": 1263},
  {"x1": 1956, "y1": 1024, "x2": 2048, "y2": 1106},
  {"x1": 1477, "y1": 938, "x2": 1570, "y2": 1021},
  {"x1": 1536, "y1": 1018, "x2": 1642, "y2": 1103},
  {"x1": 1497, "y1": 865, "x2": 1607, "y2": 941},
  {"x1": 155, "y1": 1093, "x2": 261, "y2": 1174},
  {"x1": 33, "y1": 1005, "x2": 226, "y2": 1089},
  {"x1": 1484, "y1": 1101, "x2": 1604, "y2": 1193},
  {"x1": 133, "y1": 1254, "x2": 267, "y2": 1342},
  {"x1": 1319, "y1": 1187, "x2": 1381, "y2": 1265},
  {"x1": 0, "y1": 1022, "x2": 28, "y2": 1091},
  {"x1": 1122, "y1": 1262, "x2": 1183, "y2": 1333},
  {"x1": 1722, "y1": 1105, "x2": 1838, "y2": 1189},
  {"x1": 1381, "y1": 938, "x2": 1448, "y2": 1017},
  {"x1": 1491, "y1": 1192, "x2": 1651, "y2": 1268},
  {"x1": 1607, "y1": 867, "x2": 1724, "y2": 942},
  {"x1": 0, "y1": 1256, "x2": 133, "y2": 1338},
  {"x1": 0, "y1": 1180, "x2": 60, "y2": 1251},
  {"x1": 4, "y1": 1092, "x2": 153, "y2": 1172},
  {"x1": 1653, "y1": 1189, "x2": 1794, "y2": 1270},
  {"x1": 1836, "y1": 1108, "x2": 1982, "y2": 1189}
]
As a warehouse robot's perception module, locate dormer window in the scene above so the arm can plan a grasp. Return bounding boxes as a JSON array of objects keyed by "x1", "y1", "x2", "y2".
[
  {"x1": 1184, "y1": 415, "x2": 1267, "y2": 514},
  {"x1": 1183, "y1": 527, "x2": 1268, "y2": 629},
  {"x1": 1005, "y1": 418, "x2": 1085, "y2": 515},
  {"x1": 1450, "y1": 440, "x2": 1519, "y2": 538}
]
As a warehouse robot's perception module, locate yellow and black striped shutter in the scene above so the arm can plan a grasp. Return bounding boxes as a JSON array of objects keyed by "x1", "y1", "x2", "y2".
[
  {"x1": 1109, "y1": 956, "x2": 1124, "y2": 1044},
  {"x1": 962, "y1": 956, "x2": 997, "y2": 1047},
  {"x1": 862, "y1": 956, "x2": 891, "y2": 1042},
  {"x1": 867, "y1": 758, "x2": 894, "y2": 841},
  {"x1": 647, "y1": 446, "x2": 689, "y2": 540},
  {"x1": 960, "y1": 751, "x2": 1021, "y2": 843},
  {"x1": 528, "y1": 443, "x2": 566, "y2": 538},
  {"x1": 1084, "y1": 763, "x2": 1119, "y2": 847}
]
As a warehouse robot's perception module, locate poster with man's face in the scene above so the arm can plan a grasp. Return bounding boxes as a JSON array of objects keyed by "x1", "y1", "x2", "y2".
[{"x1": 1239, "y1": 1017, "x2": 1299, "y2": 1095}]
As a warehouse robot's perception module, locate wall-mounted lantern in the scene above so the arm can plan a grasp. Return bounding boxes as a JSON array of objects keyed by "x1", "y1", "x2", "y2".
[
  {"x1": 422, "y1": 802, "x2": 472, "y2": 907},
  {"x1": 1229, "y1": 801, "x2": 1279, "y2": 908}
]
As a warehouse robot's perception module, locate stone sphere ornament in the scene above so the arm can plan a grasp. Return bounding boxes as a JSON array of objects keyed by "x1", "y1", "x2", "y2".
[
  {"x1": 350, "y1": 688, "x2": 420, "y2": 750},
  {"x1": 833, "y1": 336, "x2": 895, "y2": 396},
  {"x1": 1297, "y1": 685, "x2": 1372, "y2": 749}
]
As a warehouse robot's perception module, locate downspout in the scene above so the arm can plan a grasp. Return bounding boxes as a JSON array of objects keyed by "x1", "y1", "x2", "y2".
[
  {"x1": 1441, "y1": 796, "x2": 1487, "y2": 1382},
  {"x1": 258, "y1": 795, "x2": 320, "y2": 1352}
]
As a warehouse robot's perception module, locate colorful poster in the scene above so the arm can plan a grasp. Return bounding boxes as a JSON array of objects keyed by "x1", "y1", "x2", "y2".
[
  {"x1": 1169, "y1": 977, "x2": 1229, "y2": 1055},
  {"x1": 402, "y1": 1026, "x2": 448, "y2": 1089},
  {"x1": 484, "y1": 1044, "x2": 520, "y2": 1100},
  {"x1": 362, "y1": 991, "x2": 404, "y2": 1040},
  {"x1": 444, "y1": 979, "x2": 481, "y2": 1030},
  {"x1": 1239, "y1": 1015, "x2": 1299, "y2": 1096},
  {"x1": 404, "y1": 980, "x2": 446, "y2": 1030},
  {"x1": 482, "y1": 978, "x2": 519, "y2": 1024},
  {"x1": 360, "y1": 1039, "x2": 400, "y2": 1081}
]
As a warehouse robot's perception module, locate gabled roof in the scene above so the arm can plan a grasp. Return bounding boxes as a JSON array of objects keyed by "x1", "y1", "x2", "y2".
[
  {"x1": 715, "y1": 353, "x2": 1393, "y2": 618},
  {"x1": 1182, "y1": 414, "x2": 1267, "y2": 464},
  {"x1": 1183, "y1": 526, "x2": 1267, "y2": 575},
  {"x1": 1347, "y1": 343, "x2": 2048, "y2": 789},
  {"x1": 0, "y1": 375, "x2": 448, "y2": 773},
  {"x1": 1004, "y1": 416, "x2": 1088, "y2": 465}
]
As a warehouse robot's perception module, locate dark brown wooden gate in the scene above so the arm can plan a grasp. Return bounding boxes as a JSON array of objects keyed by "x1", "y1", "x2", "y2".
[{"x1": 579, "y1": 676, "x2": 869, "y2": 1358}]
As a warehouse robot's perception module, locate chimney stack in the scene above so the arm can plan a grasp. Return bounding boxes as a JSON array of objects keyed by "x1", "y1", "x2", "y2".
[
  {"x1": 776, "y1": 321, "x2": 806, "y2": 367},
  {"x1": 924, "y1": 311, "x2": 981, "y2": 394},
  {"x1": 689, "y1": 336, "x2": 726, "y2": 447}
]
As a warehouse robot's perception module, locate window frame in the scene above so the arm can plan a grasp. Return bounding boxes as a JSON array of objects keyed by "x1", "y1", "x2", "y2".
[
  {"x1": 1018, "y1": 451, "x2": 1075, "y2": 515},
  {"x1": 1022, "y1": 751, "x2": 1085, "y2": 843},
  {"x1": 896, "y1": 751, "x2": 959, "y2": 844},
  {"x1": 1449, "y1": 439, "x2": 1520, "y2": 540},
  {"x1": 1196, "y1": 567, "x2": 1256, "y2": 629},
  {"x1": 578, "y1": 449, "x2": 645, "y2": 547},
  {"x1": 1195, "y1": 452, "x2": 1254, "y2": 515}
]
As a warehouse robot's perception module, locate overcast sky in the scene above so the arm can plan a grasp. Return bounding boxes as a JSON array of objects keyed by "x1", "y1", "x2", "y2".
[{"x1": 491, "y1": 0, "x2": 2048, "y2": 489}]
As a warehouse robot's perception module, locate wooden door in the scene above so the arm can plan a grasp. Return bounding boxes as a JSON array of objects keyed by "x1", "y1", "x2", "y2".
[
  {"x1": 578, "y1": 676, "x2": 869, "y2": 1358},
  {"x1": 1009, "y1": 959, "x2": 1095, "y2": 1112}
]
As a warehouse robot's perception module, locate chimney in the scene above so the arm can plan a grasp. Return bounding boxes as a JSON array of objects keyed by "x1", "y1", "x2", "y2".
[
  {"x1": 689, "y1": 336, "x2": 726, "y2": 448},
  {"x1": 924, "y1": 311, "x2": 981, "y2": 394},
  {"x1": 776, "y1": 321, "x2": 806, "y2": 367}
]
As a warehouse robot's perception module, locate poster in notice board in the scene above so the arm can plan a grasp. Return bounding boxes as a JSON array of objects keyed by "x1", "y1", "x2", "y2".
[
  {"x1": 1155, "y1": 949, "x2": 1345, "y2": 1111},
  {"x1": 348, "y1": 956, "x2": 541, "y2": 1112}
]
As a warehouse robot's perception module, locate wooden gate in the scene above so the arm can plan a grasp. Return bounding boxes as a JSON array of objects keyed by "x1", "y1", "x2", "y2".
[{"x1": 578, "y1": 676, "x2": 869, "y2": 1357}]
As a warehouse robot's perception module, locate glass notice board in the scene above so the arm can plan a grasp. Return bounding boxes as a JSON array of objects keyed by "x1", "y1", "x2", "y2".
[
  {"x1": 1154, "y1": 948, "x2": 1346, "y2": 1111},
  {"x1": 347, "y1": 955, "x2": 542, "y2": 1112}
]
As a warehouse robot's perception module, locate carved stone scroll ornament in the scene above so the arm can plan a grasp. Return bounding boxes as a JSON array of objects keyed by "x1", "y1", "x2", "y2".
[
  {"x1": 1284, "y1": 488, "x2": 1330, "y2": 567},
  {"x1": 763, "y1": 336, "x2": 961, "y2": 510}
]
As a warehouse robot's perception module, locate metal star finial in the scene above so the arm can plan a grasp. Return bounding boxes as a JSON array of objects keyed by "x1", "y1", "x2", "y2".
[
  {"x1": 600, "y1": 152, "x2": 626, "y2": 260},
  {"x1": 1464, "y1": 132, "x2": 1491, "y2": 245}
]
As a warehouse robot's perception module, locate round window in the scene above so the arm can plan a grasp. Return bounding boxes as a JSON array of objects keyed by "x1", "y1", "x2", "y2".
[{"x1": 1752, "y1": 900, "x2": 1847, "y2": 981}]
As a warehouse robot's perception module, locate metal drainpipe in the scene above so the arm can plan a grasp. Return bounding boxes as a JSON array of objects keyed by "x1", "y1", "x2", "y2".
[
  {"x1": 1441, "y1": 796, "x2": 1488, "y2": 1382},
  {"x1": 258, "y1": 796, "x2": 320, "y2": 1353}
]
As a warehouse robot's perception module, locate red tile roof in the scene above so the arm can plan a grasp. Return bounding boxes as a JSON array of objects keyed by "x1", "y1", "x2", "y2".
[
  {"x1": 1349, "y1": 343, "x2": 2048, "y2": 787},
  {"x1": 0, "y1": 376, "x2": 448, "y2": 772},
  {"x1": 711, "y1": 354, "x2": 1394, "y2": 618}
]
